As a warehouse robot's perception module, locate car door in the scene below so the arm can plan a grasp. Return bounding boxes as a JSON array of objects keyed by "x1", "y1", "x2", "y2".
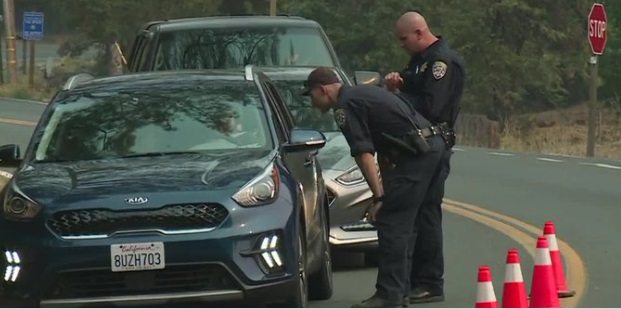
[{"x1": 261, "y1": 79, "x2": 323, "y2": 248}]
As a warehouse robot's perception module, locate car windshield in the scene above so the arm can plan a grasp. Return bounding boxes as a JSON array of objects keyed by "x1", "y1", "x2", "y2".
[
  {"x1": 32, "y1": 80, "x2": 273, "y2": 162},
  {"x1": 153, "y1": 26, "x2": 335, "y2": 70},
  {"x1": 270, "y1": 79, "x2": 339, "y2": 132}
]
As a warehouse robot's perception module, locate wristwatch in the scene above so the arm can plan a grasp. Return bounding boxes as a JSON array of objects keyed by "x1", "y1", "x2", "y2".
[{"x1": 372, "y1": 195, "x2": 384, "y2": 203}]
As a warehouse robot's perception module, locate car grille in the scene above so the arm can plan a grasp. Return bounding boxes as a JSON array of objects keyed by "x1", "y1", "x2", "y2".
[
  {"x1": 44, "y1": 264, "x2": 239, "y2": 299},
  {"x1": 47, "y1": 204, "x2": 229, "y2": 238}
]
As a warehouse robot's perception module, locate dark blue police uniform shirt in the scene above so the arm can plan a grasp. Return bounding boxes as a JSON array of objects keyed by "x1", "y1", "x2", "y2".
[
  {"x1": 399, "y1": 38, "x2": 466, "y2": 128},
  {"x1": 333, "y1": 85, "x2": 432, "y2": 157}
]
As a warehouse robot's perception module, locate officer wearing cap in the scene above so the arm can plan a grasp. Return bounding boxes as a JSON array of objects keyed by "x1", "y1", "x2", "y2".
[
  {"x1": 384, "y1": 11, "x2": 466, "y2": 305},
  {"x1": 301, "y1": 67, "x2": 446, "y2": 308}
]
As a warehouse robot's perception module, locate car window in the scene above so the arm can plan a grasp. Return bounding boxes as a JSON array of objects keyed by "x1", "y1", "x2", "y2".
[
  {"x1": 152, "y1": 26, "x2": 335, "y2": 70},
  {"x1": 270, "y1": 79, "x2": 339, "y2": 133},
  {"x1": 32, "y1": 81, "x2": 273, "y2": 162}
]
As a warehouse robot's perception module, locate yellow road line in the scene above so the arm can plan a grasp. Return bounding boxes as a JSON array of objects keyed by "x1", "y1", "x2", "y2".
[
  {"x1": 443, "y1": 199, "x2": 586, "y2": 308},
  {"x1": 0, "y1": 117, "x2": 36, "y2": 127}
]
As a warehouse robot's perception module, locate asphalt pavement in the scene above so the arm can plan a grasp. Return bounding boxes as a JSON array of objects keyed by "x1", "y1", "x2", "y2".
[
  {"x1": 447, "y1": 146, "x2": 621, "y2": 308},
  {"x1": 1, "y1": 96, "x2": 620, "y2": 307}
]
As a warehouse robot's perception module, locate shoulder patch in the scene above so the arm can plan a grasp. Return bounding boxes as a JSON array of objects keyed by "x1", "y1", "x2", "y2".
[
  {"x1": 432, "y1": 61, "x2": 448, "y2": 80},
  {"x1": 334, "y1": 109, "x2": 347, "y2": 129}
]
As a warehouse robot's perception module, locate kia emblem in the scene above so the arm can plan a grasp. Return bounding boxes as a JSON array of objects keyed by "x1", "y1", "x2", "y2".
[{"x1": 125, "y1": 197, "x2": 149, "y2": 205}]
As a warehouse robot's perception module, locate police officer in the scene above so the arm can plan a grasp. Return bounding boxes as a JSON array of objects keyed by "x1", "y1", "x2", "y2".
[
  {"x1": 384, "y1": 11, "x2": 466, "y2": 305},
  {"x1": 300, "y1": 67, "x2": 446, "y2": 308}
]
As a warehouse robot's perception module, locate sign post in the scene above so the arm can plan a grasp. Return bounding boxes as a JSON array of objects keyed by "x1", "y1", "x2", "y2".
[
  {"x1": 586, "y1": 3, "x2": 607, "y2": 157},
  {"x1": 270, "y1": 0, "x2": 277, "y2": 16},
  {"x1": 22, "y1": 11, "x2": 44, "y2": 88}
]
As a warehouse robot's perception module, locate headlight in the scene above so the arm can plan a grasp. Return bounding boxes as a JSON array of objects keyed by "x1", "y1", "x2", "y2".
[
  {"x1": 335, "y1": 163, "x2": 381, "y2": 186},
  {"x1": 232, "y1": 163, "x2": 280, "y2": 207},
  {"x1": 335, "y1": 166, "x2": 365, "y2": 185},
  {"x1": 2, "y1": 185, "x2": 40, "y2": 220}
]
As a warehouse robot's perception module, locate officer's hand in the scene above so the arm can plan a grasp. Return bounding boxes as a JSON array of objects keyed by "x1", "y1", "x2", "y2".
[
  {"x1": 365, "y1": 201, "x2": 383, "y2": 223},
  {"x1": 383, "y1": 72, "x2": 403, "y2": 92}
]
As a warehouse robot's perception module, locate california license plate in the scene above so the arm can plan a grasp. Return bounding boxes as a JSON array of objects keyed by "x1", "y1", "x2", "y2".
[{"x1": 110, "y1": 242, "x2": 165, "y2": 272}]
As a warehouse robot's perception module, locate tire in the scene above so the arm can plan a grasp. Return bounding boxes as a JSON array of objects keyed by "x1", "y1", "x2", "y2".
[
  {"x1": 283, "y1": 231, "x2": 309, "y2": 307},
  {"x1": 364, "y1": 249, "x2": 379, "y2": 267},
  {"x1": 308, "y1": 205, "x2": 333, "y2": 300}
]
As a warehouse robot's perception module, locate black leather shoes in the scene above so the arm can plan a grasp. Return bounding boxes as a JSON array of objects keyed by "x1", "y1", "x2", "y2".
[
  {"x1": 408, "y1": 288, "x2": 445, "y2": 304},
  {"x1": 352, "y1": 295, "x2": 403, "y2": 308}
]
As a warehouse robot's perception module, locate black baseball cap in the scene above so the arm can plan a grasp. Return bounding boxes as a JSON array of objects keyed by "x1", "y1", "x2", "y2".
[{"x1": 299, "y1": 67, "x2": 340, "y2": 96}]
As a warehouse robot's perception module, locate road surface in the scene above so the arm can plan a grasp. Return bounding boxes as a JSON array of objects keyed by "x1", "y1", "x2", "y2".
[{"x1": 2, "y1": 97, "x2": 620, "y2": 307}]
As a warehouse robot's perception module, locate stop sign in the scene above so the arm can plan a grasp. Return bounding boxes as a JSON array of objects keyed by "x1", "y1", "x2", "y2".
[{"x1": 588, "y1": 3, "x2": 608, "y2": 55}]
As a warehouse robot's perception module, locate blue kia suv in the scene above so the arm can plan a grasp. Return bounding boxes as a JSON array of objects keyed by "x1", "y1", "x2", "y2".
[{"x1": 0, "y1": 66, "x2": 332, "y2": 307}]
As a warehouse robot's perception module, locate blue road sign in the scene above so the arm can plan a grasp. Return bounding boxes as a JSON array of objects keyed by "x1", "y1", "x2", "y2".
[{"x1": 22, "y1": 11, "x2": 44, "y2": 41}]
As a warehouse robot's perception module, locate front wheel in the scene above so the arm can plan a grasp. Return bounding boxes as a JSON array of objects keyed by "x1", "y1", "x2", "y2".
[
  {"x1": 282, "y1": 232, "x2": 309, "y2": 307},
  {"x1": 309, "y1": 206, "x2": 333, "y2": 300},
  {"x1": 364, "y1": 250, "x2": 379, "y2": 267}
]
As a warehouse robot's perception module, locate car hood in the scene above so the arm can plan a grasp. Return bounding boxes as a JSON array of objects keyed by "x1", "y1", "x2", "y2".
[
  {"x1": 12, "y1": 151, "x2": 275, "y2": 205},
  {"x1": 317, "y1": 132, "x2": 356, "y2": 172}
]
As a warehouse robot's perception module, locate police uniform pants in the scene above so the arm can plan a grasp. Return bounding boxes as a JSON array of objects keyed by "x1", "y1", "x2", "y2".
[
  {"x1": 409, "y1": 147, "x2": 452, "y2": 294},
  {"x1": 373, "y1": 136, "x2": 445, "y2": 303}
]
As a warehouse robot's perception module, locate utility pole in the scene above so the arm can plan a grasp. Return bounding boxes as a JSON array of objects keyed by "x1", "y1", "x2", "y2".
[
  {"x1": 2, "y1": 0, "x2": 18, "y2": 84},
  {"x1": 270, "y1": 0, "x2": 277, "y2": 16}
]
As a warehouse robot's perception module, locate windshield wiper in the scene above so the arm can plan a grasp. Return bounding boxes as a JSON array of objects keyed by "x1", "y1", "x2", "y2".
[{"x1": 115, "y1": 151, "x2": 202, "y2": 159}]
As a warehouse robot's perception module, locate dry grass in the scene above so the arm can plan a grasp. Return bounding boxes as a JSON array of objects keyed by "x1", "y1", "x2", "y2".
[
  {"x1": 501, "y1": 124, "x2": 621, "y2": 158},
  {"x1": 0, "y1": 57, "x2": 98, "y2": 102},
  {"x1": 500, "y1": 104, "x2": 621, "y2": 159},
  {"x1": 0, "y1": 73, "x2": 54, "y2": 102}
]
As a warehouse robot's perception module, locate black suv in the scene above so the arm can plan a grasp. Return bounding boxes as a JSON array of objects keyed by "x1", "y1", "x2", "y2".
[{"x1": 125, "y1": 15, "x2": 380, "y2": 85}]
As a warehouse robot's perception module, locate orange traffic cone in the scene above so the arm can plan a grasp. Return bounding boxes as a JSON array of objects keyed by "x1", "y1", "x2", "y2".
[
  {"x1": 544, "y1": 221, "x2": 576, "y2": 298},
  {"x1": 529, "y1": 236, "x2": 561, "y2": 308},
  {"x1": 476, "y1": 265, "x2": 498, "y2": 308},
  {"x1": 501, "y1": 249, "x2": 528, "y2": 308}
]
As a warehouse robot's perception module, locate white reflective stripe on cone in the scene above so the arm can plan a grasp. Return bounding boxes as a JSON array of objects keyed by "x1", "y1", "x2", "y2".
[
  {"x1": 535, "y1": 248, "x2": 552, "y2": 265},
  {"x1": 504, "y1": 263, "x2": 524, "y2": 283},
  {"x1": 545, "y1": 234, "x2": 559, "y2": 251},
  {"x1": 476, "y1": 282, "x2": 497, "y2": 302}
]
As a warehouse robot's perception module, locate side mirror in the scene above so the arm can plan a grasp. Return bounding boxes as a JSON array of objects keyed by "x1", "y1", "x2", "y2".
[
  {"x1": 283, "y1": 128, "x2": 327, "y2": 153},
  {"x1": 354, "y1": 71, "x2": 381, "y2": 86},
  {"x1": 0, "y1": 144, "x2": 21, "y2": 167}
]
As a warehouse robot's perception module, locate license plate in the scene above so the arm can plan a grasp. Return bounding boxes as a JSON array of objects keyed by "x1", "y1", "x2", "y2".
[{"x1": 110, "y1": 242, "x2": 165, "y2": 272}]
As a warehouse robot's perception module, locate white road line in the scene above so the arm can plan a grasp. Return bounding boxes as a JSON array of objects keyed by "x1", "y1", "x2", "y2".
[
  {"x1": 542, "y1": 152, "x2": 584, "y2": 159},
  {"x1": 593, "y1": 163, "x2": 621, "y2": 170},
  {"x1": 488, "y1": 152, "x2": 514, "y2": 157},
  {"x1": 578, "y1": 162, "x2": 621, "y2": 170},
  {"x1": 537, "y1": 157, "x2": 564, "y2": 163},
  {"x1": 452, "y1": 147, "x2": 465, "y2": 152}
]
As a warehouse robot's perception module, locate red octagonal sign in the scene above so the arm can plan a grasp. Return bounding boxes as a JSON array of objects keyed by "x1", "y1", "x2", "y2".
[{"x1": 588, "y1": 3, "x2": 608, "y2": 55}]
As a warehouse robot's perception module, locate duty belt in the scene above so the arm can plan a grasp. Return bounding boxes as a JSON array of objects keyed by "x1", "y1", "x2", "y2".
[{"x1": 420, "y1": 126, "x2": 441, "y2": 138}]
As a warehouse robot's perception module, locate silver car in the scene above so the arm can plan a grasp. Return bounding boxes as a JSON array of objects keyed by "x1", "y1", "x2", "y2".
[{"x1": 259, "y1": 66, "x2": 381, "y2": 264}]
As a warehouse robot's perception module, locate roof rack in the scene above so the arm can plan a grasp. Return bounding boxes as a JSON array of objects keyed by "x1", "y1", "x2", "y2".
[
  {"x1": 62, "y1": 73, "x2": 95, "y2": 91},
  {"x1": 244, "y1": 65, "x2": 254, "y2": 81}
]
